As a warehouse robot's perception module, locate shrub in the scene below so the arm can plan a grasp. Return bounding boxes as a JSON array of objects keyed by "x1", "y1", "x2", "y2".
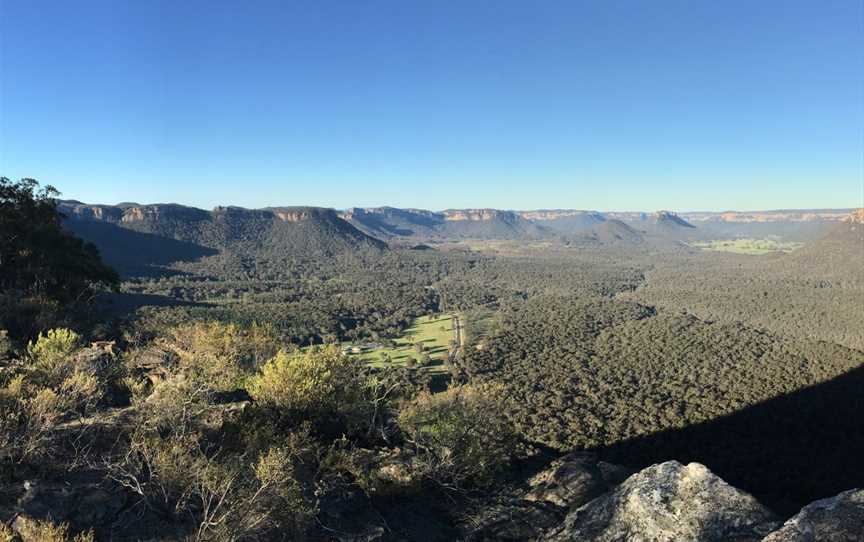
[
  {"x1": 397, "y1": 384, "x2": 518, "y2": 487},
  {"x1": 107, "y1": 430, "x2": 314, "y2": 541},
  {"x1": 162, "y1": 321, "x2": 279, "y2": 392},
  {"x1": 5, "y1": 517, "x2": 94, "y2": 542},
  {"x1": 247, "y1": 346, "x2": 361, "y2": 416},
  {"x1": 0, "y1": 375, "x2": 65, "y2": 463},
  {"x1": 26, "y1": 328, "x2": 80, "y2": 386}
]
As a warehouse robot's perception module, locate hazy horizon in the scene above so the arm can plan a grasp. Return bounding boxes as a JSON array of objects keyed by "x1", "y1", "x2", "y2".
[{"x1": 2, "y1": 1, "x2": 862, "y2": 211}]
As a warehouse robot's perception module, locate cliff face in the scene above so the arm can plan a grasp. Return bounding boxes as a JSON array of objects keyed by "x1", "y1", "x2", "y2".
[
  {"x1": 265, "y1": 206, "x2": 340, "y2": 223},
  {"x1": 59, "y1": 202, "x2": 211, "y2": 225},
  {"x1": 442, "y1": 209, "x2": 517, "y2": 221},
  {"x1": 519, "y1": 210, "x2": 605, "y2": 221}
]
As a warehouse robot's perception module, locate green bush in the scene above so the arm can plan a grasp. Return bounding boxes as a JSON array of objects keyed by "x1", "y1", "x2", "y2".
[
  {"x1": 397, "y1": 384, "x2": 517, "y2": 487},
  {"x1": 26, "y1": 328, "x2": 80, "y2": 386},
  {"x1": 161, "y1": 321, "x2": 279, "y2": 392},
  {"x1": 247, "y1": 346, "x2": 363, "y2": 416}
]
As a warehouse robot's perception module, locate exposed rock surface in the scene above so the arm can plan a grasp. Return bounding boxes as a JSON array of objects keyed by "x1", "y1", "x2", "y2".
[
  {"x1": 463, "y1": 453, "x2": 632, "y2": 540},
  {"x1": 524, "y1": 453, "x2": 633, "y2": 508},
  {"x1": 762, "y1": 489, "x2": 864, "y2": 542},
  {"x1": 542, "y1": 461, "x2": 779, "y2": 542}
]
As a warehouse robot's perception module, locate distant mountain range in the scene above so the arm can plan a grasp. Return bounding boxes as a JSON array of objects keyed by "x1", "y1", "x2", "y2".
[{"x1": 57, "y1": 200, "x2": 859, "y2": 275}]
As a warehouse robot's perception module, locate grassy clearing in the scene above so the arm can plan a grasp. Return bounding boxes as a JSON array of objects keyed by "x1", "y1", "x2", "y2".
[
  {"x1": 692, "y1": 238, "x2": 803, "y2": 255},
  {"x1": 349, "y1": 314, "x2": 457, "y2": 375}
]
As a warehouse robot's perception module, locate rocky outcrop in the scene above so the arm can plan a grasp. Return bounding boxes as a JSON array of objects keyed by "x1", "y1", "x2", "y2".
[
  {"x1": 524, "y1": 453, "x2": 633, "y2": 508},
  {"x1": 651, "y1": 211, "x2": 696, "y2": 229},
  {"x1": 266, "y1": 206, "x2": 339, "y2": 223},
  {"x1": 762, "y1": 489, "x2": 864, "y2": 542},
  {"x1": 464, "y1": 453, "x2": 632, "y2": 540},
  {"x1": 542, "y1": 461, "x2": 779, "y2": 542},
  {"x1": 843, "y1": 208, "x2": 864, "y2": 224},
  {"x1": 442, "y1": 209, "x2": 517, "y2": 222}
]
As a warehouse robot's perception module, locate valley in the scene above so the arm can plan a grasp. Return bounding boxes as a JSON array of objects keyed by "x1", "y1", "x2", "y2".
[{"x1": 2, "y1": 180, "x2": 862, "y2": 541}]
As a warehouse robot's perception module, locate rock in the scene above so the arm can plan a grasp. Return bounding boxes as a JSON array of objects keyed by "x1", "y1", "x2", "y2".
[
  {"x1": 72, "y1": 346, "x2": 116, "y2": 379},
  {"x1": 543, "y1": 461, "x2": 779, "y2": 542},
  {"x1": 762, "y1": 489, "x2": 864, "y2": 541},
  {"x1": 15, "y1": 475, "x2": 126, "y2": 531},
  {"x1": 314, "y1": 474, "x2": 386, "y2": 542},
  {"x1": 525, "y1": 453, "x2": 633, "y2": 508},
  {"x1": 462, "y1": 499, "x2": 563, "y2": 541}
]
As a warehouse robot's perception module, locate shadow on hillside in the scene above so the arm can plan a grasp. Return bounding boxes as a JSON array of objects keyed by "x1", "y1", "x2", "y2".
[
  {"x1": 103, "y1": 292, "x2": 214, "y2": 314},
  {"x1": 65, "y1": 220, "x2": 217, "y2": 278},
  {"x1": 593, "y1": 364, "x2": 864, "y2": 515}
]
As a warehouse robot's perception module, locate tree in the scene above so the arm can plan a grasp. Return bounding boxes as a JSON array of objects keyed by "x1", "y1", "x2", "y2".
[{"x1": 0, "y1": 178, "x2": 118, "y2": 339}]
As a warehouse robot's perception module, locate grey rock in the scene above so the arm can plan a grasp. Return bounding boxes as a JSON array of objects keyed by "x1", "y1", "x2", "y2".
[
  {"x1": 543, "y1": 461, "x2": 779, "y2": 542},
  {"x1": 762, "y1": 489, "x2": 864, "y2": 542},
  {"x1": 525, "y1": 453, "x2": 633, "y2": 509}
]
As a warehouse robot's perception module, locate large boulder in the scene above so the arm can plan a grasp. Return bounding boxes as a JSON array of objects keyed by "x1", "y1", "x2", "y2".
[
  {"x1": 762, "y1": 489, "x2": 864, "y2": 541},
  {"x1": 543, "y1": 461, "x2": 779, "y2": 542}
]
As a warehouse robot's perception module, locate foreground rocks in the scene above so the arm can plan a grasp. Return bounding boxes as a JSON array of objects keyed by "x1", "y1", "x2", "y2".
[
  {"x1": 464, "y1": 456, "x2": 864, "y2": 542},
  {"x1": 464, "y1": 453, "x2": 632, "y2": 540},
  {"x1": 4, "y1": 451, "x2": 863, "y2": 541},
  {"x1": 542, "y1": 461, "x2": 780, "y2": 542},
  {"x1": 762, "y1": 489, "x2": 864, "y2": 542}
]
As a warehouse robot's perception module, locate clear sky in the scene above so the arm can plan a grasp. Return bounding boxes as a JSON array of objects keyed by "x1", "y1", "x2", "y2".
[{"x1": 1, "y1": 1, "x2": 862, "y2": 211}]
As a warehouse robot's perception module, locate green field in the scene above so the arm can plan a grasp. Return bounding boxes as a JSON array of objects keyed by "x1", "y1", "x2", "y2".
[
  {"x1": 692, "y1": 238, "x2": 803, "y2": 255},
  {"x1": 347, "y1": 314, "x2": 457, "y2": 375}
]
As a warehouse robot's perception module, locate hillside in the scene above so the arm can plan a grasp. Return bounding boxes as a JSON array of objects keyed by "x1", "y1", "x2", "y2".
[
  {"x1": 562, "y1": 219, "x2": 646, "y2": 248},
  {"x1": 340, "y1": 207, "x2": 445, "y2": 239},
  {"x1": 60, "y1": 201, "x2": 385, "y2": 275},
  {"x1": 342, "y1": 207, "x2": 551, "y2": 240},
  {"x1": 625, "y1": 209, "x2": 864, "y2": 351},
  {"x1": 783, "y1": 208, "x2": 864, "y2": 273},
  {"x1": 517, "y1": 210, "x2": 606, "y2": 233},
  {"x1": 439, "y1": 209, "x2": 550, "y2": 239}
]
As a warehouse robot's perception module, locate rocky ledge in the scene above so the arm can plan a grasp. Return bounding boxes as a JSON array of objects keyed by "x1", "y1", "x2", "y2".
[{"x1": 468, "y1": 457, "x2": 863, "y2": 542}]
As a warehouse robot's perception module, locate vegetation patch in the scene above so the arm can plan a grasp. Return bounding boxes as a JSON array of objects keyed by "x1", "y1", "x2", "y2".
[
  {"x1": 691, "y1": 238, "x2": 803, "y2": 254},
  {"x1": 346, "y1": 314, "x2": 459, "y2": 375}
]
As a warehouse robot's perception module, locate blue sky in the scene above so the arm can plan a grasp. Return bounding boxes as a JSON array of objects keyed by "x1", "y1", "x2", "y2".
[{"x1": 1, "y1": 1, "x2": 861, "y2": 211}]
